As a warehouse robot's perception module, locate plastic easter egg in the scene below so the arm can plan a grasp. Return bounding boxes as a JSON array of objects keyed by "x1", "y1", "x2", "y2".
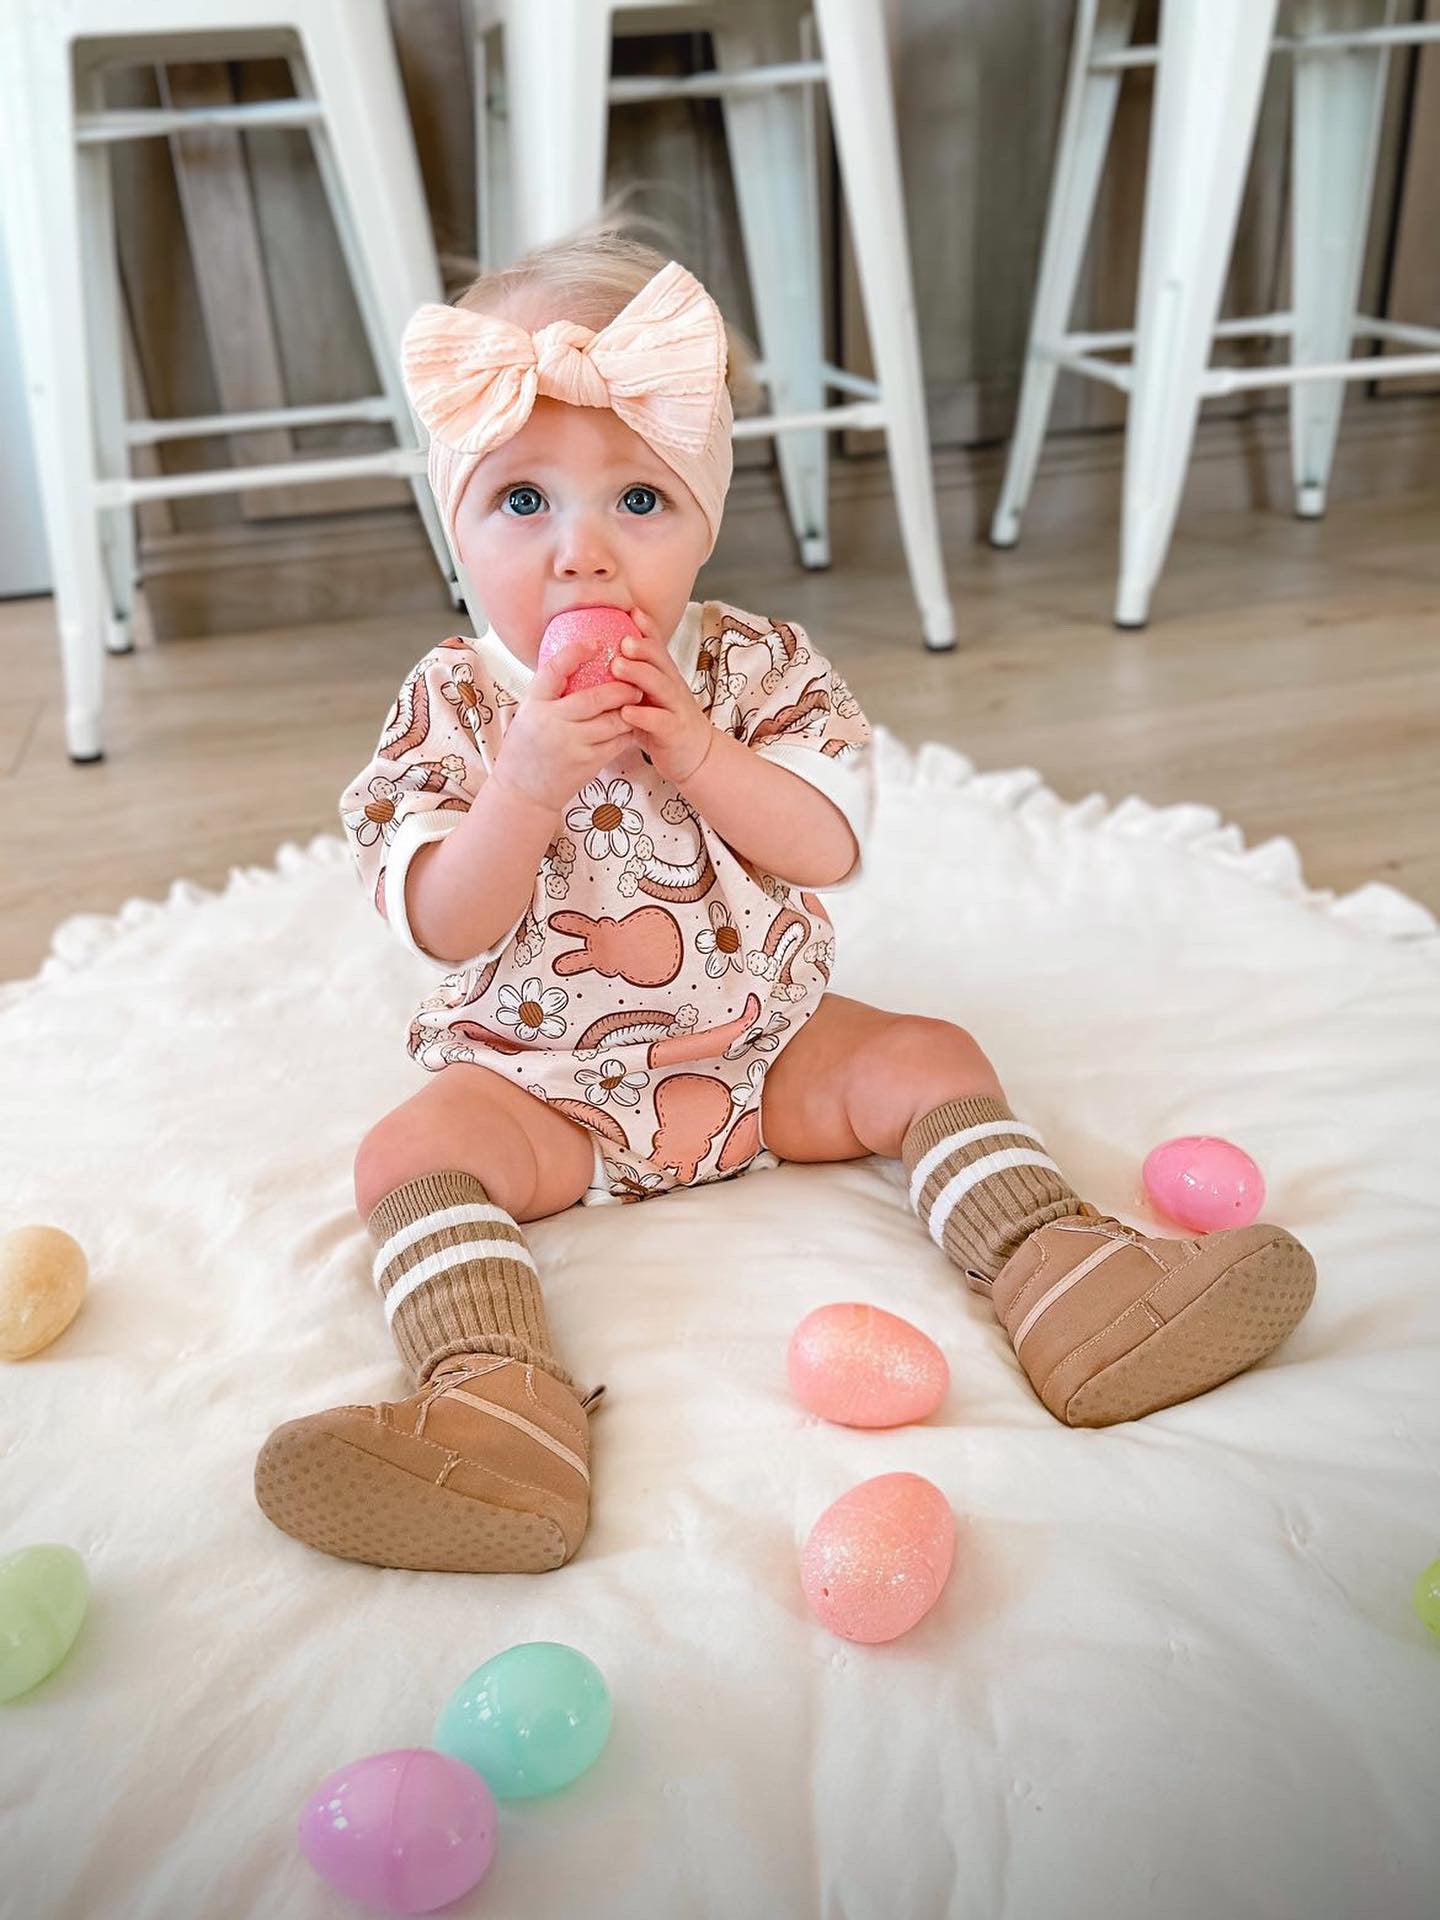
[
  {"x1": 801, "y1": 1473, "x2": 955, "y2": 1645},
  {"x1": 434, "y1": 1641, "x2": 612, "y2": 1799},
  {"x1": 538, "y1": 606, "x2": 641, "y2": 695},
  {"x1": 0, "y1": 1544, "x2": 89, "y2": 1703},
  {"x1": 1142, "y1": 1135, "x2": 1266, "y2": 1233},
  {"x1": 298, "y1": 1747, "x2": 497, "y2": 1915},
  {"x1": 0, "y1": 1225, "x2": 88, "y2": 1359},
  {"x1": 788, "y1": 1302, "x2": 949, "y2": 1428},
  {"x1": 1414, "y1": 1558, "x2": 1440, "y2": 1639}
]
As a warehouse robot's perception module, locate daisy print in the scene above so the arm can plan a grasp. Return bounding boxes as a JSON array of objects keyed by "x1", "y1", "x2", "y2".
[
  {"x1": 440, "y1": 662, "x2": 492, "y2": 738},
  {"x1": 696, "y1": 901, "x2": 743, "y2": 977},
  {"x1": 349, "y1": 774, "x2": 401, "y2": 848},
  {"x1": 575, "y1": 1056, "x2": 649, "y2": 1108},
  {"x1": 567, "y1": 778, "x2": 643, "y2": 860},
  {"x1": 730, "y1": 1060, "x2": 767, "y2": 1109},
  {"x1": 495, "y1": 976, "x2": 569, "y2": 1042},
  {"x1": 725, "y1": 1009, "x2": 791, "y2": 1060}
]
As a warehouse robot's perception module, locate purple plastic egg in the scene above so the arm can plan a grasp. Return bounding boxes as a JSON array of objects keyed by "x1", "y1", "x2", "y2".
[
  {"x1": 298, "y1": 1747, "x2": 498, "y2": 1915},
  {"x1": 1143, "y1": 1135, "x2": 1266, "y2": 1233}
]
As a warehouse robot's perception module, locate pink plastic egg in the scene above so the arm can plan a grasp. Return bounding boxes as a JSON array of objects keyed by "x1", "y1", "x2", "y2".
[
  {"x1": 298, "y1": 1747, "x2": 498, "y2": 1915},
  {"x1": 788, "y1": 1302, "x2": 949, "y2": 1428},
  {"x1": 1142, "y1": 1135, "x2": 1266, "y2": 1233},
  {"x1": 801, "y1": 1472, "x2": 955, "y2": 1644},
  {"x1": 538, "y1": 605, "x2": 641, "y2": 695}
]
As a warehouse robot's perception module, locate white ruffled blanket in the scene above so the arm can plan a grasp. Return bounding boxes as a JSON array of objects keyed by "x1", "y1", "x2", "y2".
[{"x1": 2, "y1": 730, "x2": 1438, "y2": 1920}]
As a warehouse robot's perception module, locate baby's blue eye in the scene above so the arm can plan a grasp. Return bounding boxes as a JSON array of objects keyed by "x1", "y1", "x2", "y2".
[
  {"x1": 622, "y1": 485, "x2": 660, "y2": 515},
  {"x1": 502, "y1": 485, "x2": 544, "y2": 516}
]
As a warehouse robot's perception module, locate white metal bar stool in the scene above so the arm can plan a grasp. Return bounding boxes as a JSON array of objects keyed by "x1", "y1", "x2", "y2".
[
  {"x1": 0, "y1": 0, "x2": 458, "y2": 764},
  {"x1": 990, "y1": 0, "x2": 1440, "y2": 628},
  {"x1": 465, "y1": 0, "x2": 957, "y2": 652}
]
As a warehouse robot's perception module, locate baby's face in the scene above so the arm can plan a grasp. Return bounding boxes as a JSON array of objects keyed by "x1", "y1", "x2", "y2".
[{"x1": 453, "y1": 396, "x2": 712, "y2": 664}]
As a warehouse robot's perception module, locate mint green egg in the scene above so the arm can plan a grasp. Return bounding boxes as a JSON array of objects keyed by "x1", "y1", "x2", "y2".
[
  {"x1": 0, "y1": 1545, "x2": 89, "y2": 1703},
  {"x1": 1414, "y1": 1558, "x2": 1440, "y2": 1639},
  {"x1": 433, "y1": 1641, "x2": 612, "y2": 1799}
]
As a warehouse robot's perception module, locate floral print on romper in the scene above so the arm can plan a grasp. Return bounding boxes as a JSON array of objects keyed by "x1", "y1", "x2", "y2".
[{"x1": 339, "y1": 599, "x2": 873, "y2": 1203}]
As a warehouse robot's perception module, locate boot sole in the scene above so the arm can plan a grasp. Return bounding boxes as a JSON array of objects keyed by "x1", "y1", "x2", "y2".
[
  {"x1": 254, "y1": 1425, "x2": 574, "y2": 1574},
  {"x1": 1059, "y1": 1231, "x2": 1316, "y2": 1428}
]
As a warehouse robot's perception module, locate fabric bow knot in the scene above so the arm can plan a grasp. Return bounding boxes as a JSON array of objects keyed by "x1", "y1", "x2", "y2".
[{"x1": 400, "y1": 259, "x2": 735, "y2": 552}]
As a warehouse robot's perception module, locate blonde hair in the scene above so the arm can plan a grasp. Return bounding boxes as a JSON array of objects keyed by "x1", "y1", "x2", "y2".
[{"x1": 442, "y1": 201, "x2": 763, "y2": 415}]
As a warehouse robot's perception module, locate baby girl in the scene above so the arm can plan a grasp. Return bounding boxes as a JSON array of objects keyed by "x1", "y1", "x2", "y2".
[{"x1": 253, "y1": 229, "x2": 1317, "y2": 1576}]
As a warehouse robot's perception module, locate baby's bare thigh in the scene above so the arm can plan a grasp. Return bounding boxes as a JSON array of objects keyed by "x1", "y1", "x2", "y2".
[{"x1": 354, "y1": 1062, "x2": 596, "y2": 1224}]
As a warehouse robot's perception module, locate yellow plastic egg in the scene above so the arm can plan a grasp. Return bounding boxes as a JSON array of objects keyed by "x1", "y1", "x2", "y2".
[{"x1": 0, "y1": 1226, "x2": 88, "y2": 1359}]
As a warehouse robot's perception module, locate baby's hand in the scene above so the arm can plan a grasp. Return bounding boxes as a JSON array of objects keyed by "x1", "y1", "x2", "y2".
[
  {"x1": 612, "y1": 607, "x2": 714, "y2": 785},
  {"x1": 492, "y1": 632, "x2": 635, "y2": 816}
]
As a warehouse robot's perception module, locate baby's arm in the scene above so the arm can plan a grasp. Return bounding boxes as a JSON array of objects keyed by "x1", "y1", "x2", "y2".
[
  {"x1": 406, "y1": 776, "x2": 557, "y2": 966},
  {"x1": 679, "y1": 732, "x2": 857, "y2": 887}
]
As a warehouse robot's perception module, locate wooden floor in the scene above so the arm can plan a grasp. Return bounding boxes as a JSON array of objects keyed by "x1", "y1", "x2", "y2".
[{"x1": 3, "y1": 474, "x2": 1438, "y2": 983}]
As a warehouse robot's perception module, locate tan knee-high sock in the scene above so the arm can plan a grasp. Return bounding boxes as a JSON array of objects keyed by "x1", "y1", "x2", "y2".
[
  {"x1": 366, "y1": 1169, "x2": 575, "y2": 1391},
  {"x1": 901, "y1": 1096, "x2": 1086, "y2": 1294}
]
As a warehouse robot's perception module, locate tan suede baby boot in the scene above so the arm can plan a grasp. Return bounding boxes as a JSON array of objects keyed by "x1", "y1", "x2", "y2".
[{"x1": 254, "y1": 1169, "x2": 604, "y2": 1573}]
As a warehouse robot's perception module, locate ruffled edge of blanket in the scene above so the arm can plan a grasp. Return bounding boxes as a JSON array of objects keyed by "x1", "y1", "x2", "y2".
[{"x1": 5, "y1": 725, "x2": 1436, "y2": 1012}]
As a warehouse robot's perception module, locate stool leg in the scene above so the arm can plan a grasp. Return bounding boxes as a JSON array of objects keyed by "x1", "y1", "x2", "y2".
[
  {"x1": 1, "y1": 33, "x2": 110, "y2": 761},
  {"x1": 714, "y1": 2, "x2": 829, "y2": 569},
  {"x1": 75, "y1": 68, "x2": 137, "y2": 656},
  {"x1": 813, "y1": 0, "x2": 955, "y2": 649},
  {"x1": 469, "y1": 4, "x2": 511, "y2": 269},
  {"x1": 990, "y1": 0, "x2": 1138, "y2": 549},
  {"x1": 1289, "y1": 0, "x2": 1394, "y2": 520},
  {"x1": 291, "y1": 11, "x2": 459, "y2": 605},
  {"x1": 1116, "y1": 0, "x2": 1278, "y2": 628},
  {"x1": 503, "y1": 0, "x2": 614, "y2": 251}
]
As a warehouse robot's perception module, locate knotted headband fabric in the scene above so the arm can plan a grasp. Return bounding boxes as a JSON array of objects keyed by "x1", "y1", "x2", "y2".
[{"x1": 400, "y1": 258, "x2": 735, "y2": 555}]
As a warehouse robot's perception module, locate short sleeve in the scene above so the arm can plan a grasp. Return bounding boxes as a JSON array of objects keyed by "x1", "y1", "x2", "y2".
[
  {"x1": 722, "y1": 617, "x2": 874, "y2": 891},
  {"x1": 337, "y1": 643, "x2": 524, "y2": 967}
]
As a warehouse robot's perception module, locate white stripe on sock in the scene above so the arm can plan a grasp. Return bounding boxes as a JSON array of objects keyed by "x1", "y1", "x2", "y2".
[
  {"x1": 908, "y1": 1119, "x2": 1047, "y2": 1211},
  {"x1": 1012, "y1": 1239, "x2": 1127, "y2": 1355},
  {"x1": 926, "y1": 1149, "x2": 1064, "y2": 1250},
  {"x1": 372, "y1": 1203, "x2": 525, "y2": 1289},
  {"x1": 381, "y1": 1238, "x2": 538, "y2": 1322},
  {"x1": 446, "y1": 1386, "x2": 590, "y2": 1484}
]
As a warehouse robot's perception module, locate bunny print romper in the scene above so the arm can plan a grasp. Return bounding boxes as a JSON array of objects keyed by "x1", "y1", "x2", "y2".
[{"x1": 339, "y1": 599, "x2": 874, "y2": 1206}]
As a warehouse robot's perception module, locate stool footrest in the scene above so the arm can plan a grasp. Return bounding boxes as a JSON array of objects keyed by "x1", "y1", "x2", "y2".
[
  {"x1": 125, "y1": 398, "x2": 397, "y2": 447},
  {"x1": 95, "y1": 448, "x2": 425, "y2": 509},
  {"x1": 75, "y1": 99, "x2": 324, "y2": 144}
]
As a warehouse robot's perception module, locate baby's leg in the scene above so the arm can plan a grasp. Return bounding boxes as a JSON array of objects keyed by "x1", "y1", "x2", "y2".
[
  {"x1": 253, "y1": 1067, "x2": 602, "y2": 1575},
  {"x1": 354, "y1": 1061, "x2": 595, "y2": 1225}
]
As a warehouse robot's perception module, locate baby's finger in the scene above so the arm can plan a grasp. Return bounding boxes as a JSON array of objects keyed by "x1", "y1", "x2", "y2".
[
  {"x1": 611, "y1": 654, "x2": 671, "y2": 702},
  {"x1": 529, "y1": 634, "x2": 593, "y2": 701},
  {"x1": 621, "y1": 701, "x2": 662, "y2": 734},
  {"x1": 562, "y1": 679, "x2": 635, "y2": 719}
]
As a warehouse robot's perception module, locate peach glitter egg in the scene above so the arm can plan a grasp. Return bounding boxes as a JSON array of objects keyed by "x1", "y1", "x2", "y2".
[
  {"x1": 801, "y1": 1473, "x2": 956, "y2": 1644},
  {"x1": 787, "y1": 1302, "x2": 949, "y2": 1428}
]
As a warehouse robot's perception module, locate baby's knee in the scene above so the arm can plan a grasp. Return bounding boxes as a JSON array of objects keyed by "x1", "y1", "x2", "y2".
[
  {"x1": 352, "y1": 1076, "x2": 530, "y2": 1223},
  {"x1": 858, "y1": 1013, "x2": 992, "y2": 1093}
]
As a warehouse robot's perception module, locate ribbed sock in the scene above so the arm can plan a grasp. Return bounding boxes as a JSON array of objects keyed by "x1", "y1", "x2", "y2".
[
  {"x1": 366, "y1": 1169, "x2": 575, "y2": 1390},
  {"x1": 901, "y1": 1095, "x2": 1086, "y2": 1292}
]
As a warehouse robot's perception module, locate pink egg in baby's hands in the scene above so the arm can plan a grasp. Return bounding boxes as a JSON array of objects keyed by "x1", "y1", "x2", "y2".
[
  {"x1": 538, "y1": 605, "x2": 642, "y2": 696},
  {"x1": 1142, "y1": 1134, "x2": 1266, "y2": 1233},
  {"x1": 801, "y1": 1473, "x2": 955, "y2": 1644},
  {"x1": 788, "y1": 1302, "x2": 948, "y2": 1428}
]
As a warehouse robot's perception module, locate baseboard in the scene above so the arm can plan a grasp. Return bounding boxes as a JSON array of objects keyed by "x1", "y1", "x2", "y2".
[{"x1": 136, "y1": 395, "x2": 1440, "y2": 640}]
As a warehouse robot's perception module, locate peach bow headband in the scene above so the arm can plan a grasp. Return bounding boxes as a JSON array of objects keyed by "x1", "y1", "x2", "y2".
[{"x1": 400, "y1": 258, "x2": 734, "y2": 555}]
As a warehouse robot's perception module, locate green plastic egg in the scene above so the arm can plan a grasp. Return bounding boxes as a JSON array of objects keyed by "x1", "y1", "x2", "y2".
[
  {"x1": 0, "y1": 1545, "x2": 89, "y2": 1703},
  {"x1": 1413, "y1": 1557, "x2": 1440, "y2": 1639},
  {"x1": 433, "y1": 1641, "x2": 612, "y2": 1799}
]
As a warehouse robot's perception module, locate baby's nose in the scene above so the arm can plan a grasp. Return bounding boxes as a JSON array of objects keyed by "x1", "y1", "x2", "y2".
[{"x1": 554, "y1": 521, "x2": 616, "y2": 579}]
